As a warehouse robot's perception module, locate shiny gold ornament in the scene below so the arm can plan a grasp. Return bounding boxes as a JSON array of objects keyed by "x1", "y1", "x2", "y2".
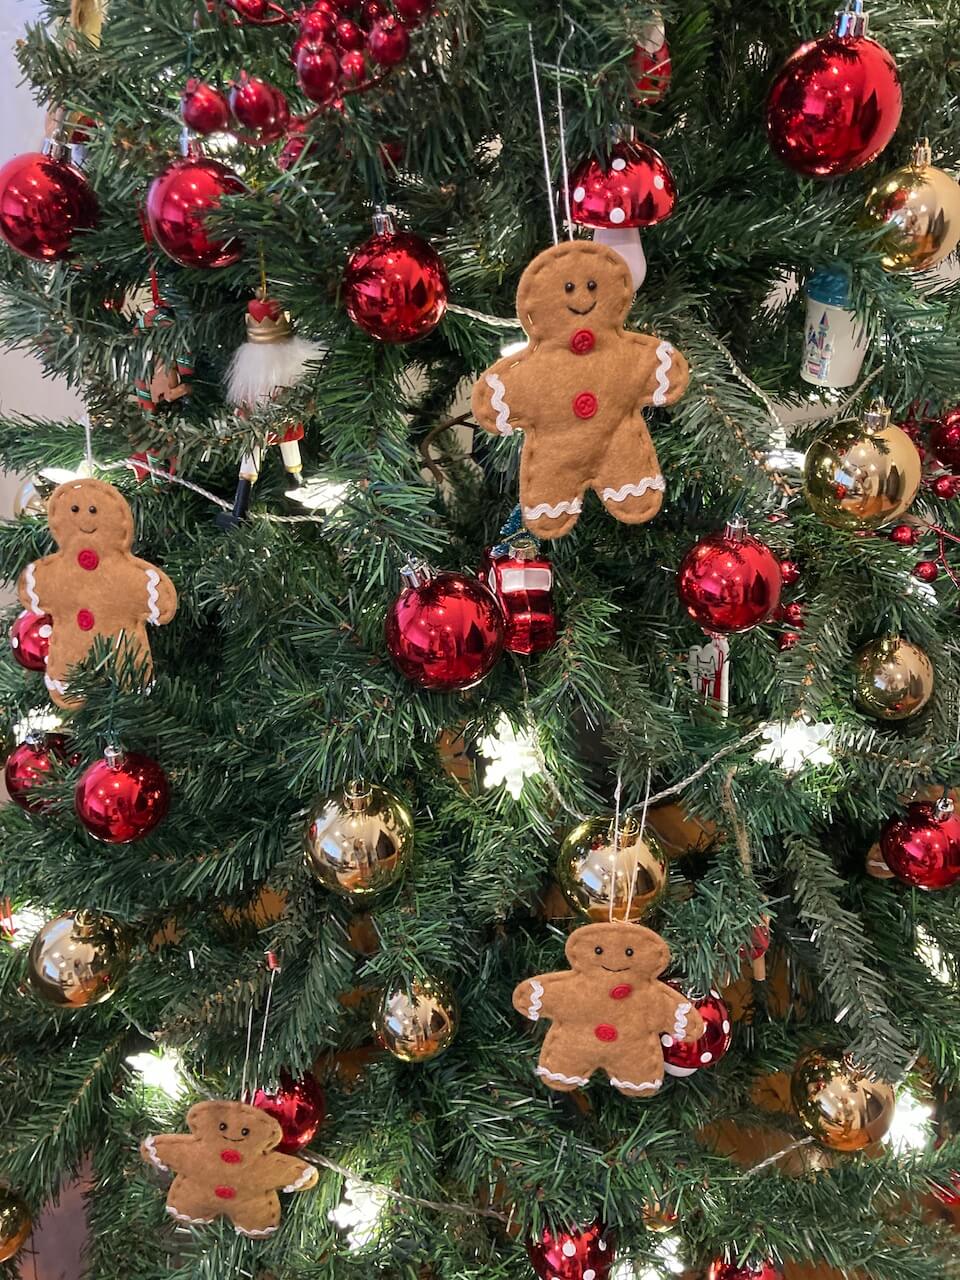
[
  {"x1": 790, "y1": 1048, "x2": 896, "y2": 1152},
  {"x1": 303, "y1": 780, "x2": 413, "y2": 899},
  {"x1": 803, "y1": 401, "x2": 921, "y2": 531},
  {"x1": 557, "y1": 815, "x2": 667, "y2": 921},
  {"x1": 863, "y1": 139, "x2": 960, "y2": 273},
  {"x1": 853, "y1": 635, "x2": 934, "y2": 721},
  {"x1": 374, "y1": 975, "x2": 459, "y2": 1062},
  {"x1": 27, "y1": 910, "x2": 132, "y2": 1007},
  {"x1": 0, "y1": 1188, "x2": 31, "y2": 1262},
  {"x1": 12, "y1": 474, "x2": 56, "y2": 519}
]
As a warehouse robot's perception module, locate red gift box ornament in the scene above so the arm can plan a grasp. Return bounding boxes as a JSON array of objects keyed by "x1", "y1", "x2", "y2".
[{"x1": 481, "y1": 538, "x2": 557, "y2": 656}]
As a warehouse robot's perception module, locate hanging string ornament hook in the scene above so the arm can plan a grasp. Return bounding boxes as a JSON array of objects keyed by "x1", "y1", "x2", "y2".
[
  {"x1": 527, "y1": 24, "x2": 559, "y2": 246},
  {"x1": 623, "y1": 766, "x2": 652, "y2": 921},
  {"x1": 609, "y1": 763, "x2": 624, "y2": 922},
  {"x1": 554, "y1": 15, "x2": 575, "y2": 239}
]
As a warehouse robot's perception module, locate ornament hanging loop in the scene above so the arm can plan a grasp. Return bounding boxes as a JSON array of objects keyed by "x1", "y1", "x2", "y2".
[{"x1": 835, "y1": 0, "x2": 868, "y2": 37}]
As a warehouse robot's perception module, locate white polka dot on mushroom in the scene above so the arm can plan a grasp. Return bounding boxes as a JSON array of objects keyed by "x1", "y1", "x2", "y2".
[
  {"x1": 700, "y1": 1051, "x2": 713, "y2": 1063},
  {"x1": 584, "y1": 1271, "x2": 596, "y2": 1280},
  {"x1": 573, "y1": 186, "x2": 585, "y2": 202},
  {"x1": 654, "y1": 175, "x2": 665, "y2": 189},
  {"x1": 562, "y1": 1243, "x2": 576, "y2": 1257},
  {"x1": 661, "y1": 1034, "x2": 673, "y2": 1047},
  {"x1": 722, "y1": 1020, "x2": 731, "y2": 1034},
  {"x1": 598, "y1": 1240, "x2": 607, "y2": 1251},
  {"x1": 39, "y1": 625, "x2": 52, "y2": 638},
  {"x1": 609, "y1": 208, "x2": 626, "y2": 224},
  {"x1": 611, "y1": 158, "x2": 626, "y2": 171}
]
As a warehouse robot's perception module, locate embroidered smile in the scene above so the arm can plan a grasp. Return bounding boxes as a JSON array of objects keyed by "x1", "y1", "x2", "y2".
[
  {"x1": 79, "y1": 524, "x2": 98, "y2": 534},
  {"x1": 567, "y1": 301, "x2": 597, "y2": 316},
  {"x1": 600, "y1": 964, "x2": 630, "y2": 972}
]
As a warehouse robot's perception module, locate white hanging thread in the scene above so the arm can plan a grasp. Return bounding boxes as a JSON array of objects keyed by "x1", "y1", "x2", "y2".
[
  {"x1": 528, "y1": 24, "x2": 559, "y2": 247},
  {"x1": 609, "y1": 764, "x2": 623, "y2": 922},
  {"x1": 83, "y1": 418, "x2": 94, "y2": 471},
  {"x1": 253, "y1": 962, "x2": 279, "y2": 1094},
  {"x1": 623, "y1": 767, "x2": 653, "y2": 922},
  {"x1": 239, "y1": 1003, "x2": 256, "y2": 1101},
  {"x1": 554, "y1": 21, "x2": 574, "y2": 239}
]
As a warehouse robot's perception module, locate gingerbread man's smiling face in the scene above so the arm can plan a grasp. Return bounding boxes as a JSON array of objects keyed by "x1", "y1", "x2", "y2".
[
  {"x1": 47, "y1": 479, "x2": 134, "y2": 553},
  {"x1": 565, "y1": 922, "x2": 669, "y2": 980},
  {"x1": 517, "y1": 242, "x2": 632, "y2": 344},
  {"x1": 186, "y1": 1101, "x2": 282, "y2": 1158}
]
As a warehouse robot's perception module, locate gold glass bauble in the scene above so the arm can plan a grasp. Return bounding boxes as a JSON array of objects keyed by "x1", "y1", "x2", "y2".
[
  {"x1": 557, "y1": 816, "x2": 667, "y2": 921},
  {"x1": 0, "y1": 1188, "x2": 30, "y2": 1262},
  {"x1": 803, "y1": 402, "x2": 921, "y2": 530},
  {"x1": 303, "y1": 780, "x2": 413, "y2": 899},
  {"x1": 27, "y1": 910, "x2": 132, "y2": 1007},
  {"x1": 790, "y1": 1048, "x2": 896, "y2": 1152},
  {"x1": 12, "y1": 475, "x2": 54, "y2": 519},
  {"x1": 374, "y1": 975, "x2": 459, "y2": 1062},
  {"x1": 853, "y1": 635, "x2": 934, "y2": 721},
  {"x1": 863, "y1": 141, "x2": 960, "y2": 273}
]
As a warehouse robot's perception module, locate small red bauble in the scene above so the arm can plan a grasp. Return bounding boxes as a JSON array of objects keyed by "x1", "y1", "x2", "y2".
[
  {"x1": 360, "y1": 0, "x2": 387, "y2": 27},
  {"x1": 343, "y1": 218, "x2": 448, "y2": 342},
  {"x1": 393, "y1": 0, "x2": 431, "y2": 24},
  {"x1": 335, "y1": 16, "x2": 363, "y2": 47},
  {"x1": 367, "y1": 15, "x2": 410, "y2": 65},
  {"x1": 340, "y1": 49, "x2": 367, "y2": 83},
  {"x1": 385, "y1": 565, "x2": 504, "y2": 691},
  {"x1": 224, "y1": 0, "x2": 285, "y2": 23},
  {"x1": 526, "y1": 1222, "x2": 616, "y2": 1280},
  {"x1": 931, "y1": 475, "x2": 959, "y2": 500},
  {"x1": 879, "y1": 800, "x2": 960, "y2": 890},
  {"x1": 480, "y1": 543, "x2": 557, "y2": 656},
  {"x1": 74, "y1": 748, "x2": 170, "y2": 844},
  {"x1": 380, "y1": 139, "x2": 404, "y2": 168},
  {"x1": 299, "y1": 4, "x2": 337, "y2": 39},
  {"x1": 277, "y1": 119, "x2": 320, "y2": 171},
  {"x1": 889, "y1": 523, "x2": 919, "y2": 546},
  {"x1": 9, "y1": 610, "x2": 52, "y2": 671},
  {"x1": 0, "y1": 150, "x2": 98, "y2": 261},
  {"x1": 229, "y1": 74, "x2": 289, "y2": 142},
  {"x1": 630, "y1": 22, "x2": 671, "y2": 105},
  {"x1": 781, "y1": 601, "x2": 804, "y2": 626},
  {"x1": 912, "y1": 560, "x2": 939, "y2": 583},
  {"x1": 252, "y1": 1070, "x2": 326, "y2": 1154},
  {"x1": 5, "y1": 735, "x2": 76, "y2": 813},
  {"x1": 932, "y1": 1170, "x2": 960, "y2": 1207},
  {"x1": 661, "y1": 988, "x2": 732, "y2": 1077},
  {"x1": 181, "y1": 80, "x2": 230, "y2": 134},
  {"x1": 146, "y1": 156, "x2": 244, "y2": 269},
  {"x1": 765, "y1": 12, "x2": 902, "y2": 177},
  {"x1": 708, "y1": 1261, "x2": 783, "y2": 1280},
  {"x1": 779, "y1": 559, "x2": 801, "y2": 586},
  {"x1": 569, "y1": 140, "x2": 676, "y2": 230},
  {"x1": 929, "y1": 408, "x2": 960, "y2": 472},
  {"x1": 778, "y1": 630, "x2": 801, "y2": 651},
  {"x1": 677, "y1": 520, "x2": 783, "y2": 634},
  {"x1": 297, "y1": 41, "x2": 341, "y2": 102}
]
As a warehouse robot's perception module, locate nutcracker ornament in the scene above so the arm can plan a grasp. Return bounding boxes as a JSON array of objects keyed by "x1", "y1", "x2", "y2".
[
  {"x1": 863, "y1": 139, "x2": 960, "y2": 273},
  {"x1": 480, "y1": 537, "x2": 556, "y2": 655}
]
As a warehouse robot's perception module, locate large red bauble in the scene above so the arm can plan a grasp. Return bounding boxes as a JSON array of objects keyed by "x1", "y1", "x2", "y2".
[
  {"x1": 343, "y1": 229, "x2": 448, "y2": 342},
  {"x1": 661, "y1": 987, "x2": 732, "y2": 1077},
  {"x1": 297, "y1": 41, "x2": 341, "y2": 103},
  {"x1": 765, "y1": 26, "x2": 902, "y2": 177},
  {"x1": 229, "y1": 74, "x2": 290, "y2": 143},
  {"x1": 929, "y1": 408, "x2": 960, "y2": 473},
  {"x1": 569, "y1": 140, "x2": 676, "y2": 230},
  {"x1": 74, "y1": 750, "x2": 170, "y2": 843},
  {"x1": 385, "y1": 570, "x2": 504, "y2": 691},
  {"x1": 9, "y1": 610, "x2": 52, "y2": 671},
  {"x1": 527, "y1": 1223, "x2": 616, "y2": 1280},
  {"x1": 252, "y1": 1070, "x2": 326, "y2": 1153},
  {"x1": 879, "y1": 801, "x2": 960, "y2": 890},
  {"x1": 0, "y1": 151, "x2": 98, "y2": 261},
  {"x1": 708, "y1": 1261, "x2": 783, "y2": 1280},
  {"x1": 146, "y1": 157, "x2": 244, "y2": 269},
  {"x1": 181, "y1": 80, "x2": 231, "y2": 134},
  {"x1": 676, "y1": 523, "x2": 783, "y2": 634},
  {"x1": 367, "y1": 15, "x2": 410, "y2": 65},
  {"x1": 5, "y1": 735, "x2": 77, "y2": 813}
]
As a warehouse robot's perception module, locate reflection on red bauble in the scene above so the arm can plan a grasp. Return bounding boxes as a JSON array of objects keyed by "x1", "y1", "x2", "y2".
[
  {"x1": 662, "y1": 987, "x2": 732, "y2": 1077},
  {"x1": 765, "y1": 16, "x2": 901, "y2": 177},
  {"x1": 5, "y1": 735, "x2": 77, "y2": 813},
  {"x1": 393, "y1": 0, "x2": 431, "y2": 22},
  {"x1": 343, "y1": 223, "x2": 448, "y2": 342},
  {"x1": 181, "y1": 80, "x2": 231, "y2": 134},
  {"x1": 879, "y1": 800, "x2": 960, "y2": 890},
  {"x1": 385, "y1": 566, "x2": 504, "y2": 691},
  {"x1": 630, "y1": 23, "x2": 671, "y2": 104},
  {"x1": 230, "y1": 74, "x2": 289, "y2": 143},
  {"x1": 708, "y1": 1260, "x2": 783, "y2": 1280},
  {"x1": 336, "y1": 16, "x2": 364, "y2": 47},
  {"x1": 146, "y1": 156, "x2": 244, "y2": 269},
  {"x1": 676, "y1": 520, "x2": 783, "y2": 633},
  {"x1": 74, "y1": 749, "x2": 170, "y2": 843},
  {"x1": 929, "y1": 408, "x2": 960, "y2": 473},
  {"x1": 367, "y1": 15, "x2": 410, "y2": 65},
  {"x1": 252, "y1": 1070, "x2": 326, "y2": 1153},
  {"x1": 569, "y1": 140, "x2": 676, "y2": 229},
  {"x1": 0, "y1": 150, "x2": 98, "y2": 261},
  {"x1": 9, "y1": 610, "x2": 52, "y2": 671},
  {"x1": 527, "y1": 1222, "x2": 616, "y2": 1280},
  {"x1": 296, "y1": 41, "x2": 341, "y2": 103}
]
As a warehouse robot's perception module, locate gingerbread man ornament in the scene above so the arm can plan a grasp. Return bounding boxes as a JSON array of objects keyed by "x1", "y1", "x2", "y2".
[
  {"x1": 512, "y1": 921, "x2": 705, "y2": 1097},
  {"x1": 141, "y1": 1100, "x2": 318, "y2": 1238},
  {"x1": 472, "y1": 241, "x2": 689, "y2": 538},
  {"x1": 18, "y1": 478, "x2": 177, "y2": 708}
]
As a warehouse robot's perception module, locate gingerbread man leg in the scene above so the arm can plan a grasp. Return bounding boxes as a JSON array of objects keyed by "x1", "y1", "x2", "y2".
[
  {"x1": 519, "y1": 439, "x2": 587, "y2": 539},
  {"x1": 536, "y1": 1026, "x2": 603, "y2": 1091},
  {"x1": 164, "y1": 1176, "x2": 217, "y2": 1227},
  {"x1": 590, "y1": 414, "x2": 665, "y2": 526},
  {"x1": 601, "y1": 1037, "x2": 667, "y2": 1098},
  {"x1": 229, "y1": 1192, "x2": 282, "y2": 1238},
  {"x1": 43, "y1": 628, "x2": 82, "y2": 709}
]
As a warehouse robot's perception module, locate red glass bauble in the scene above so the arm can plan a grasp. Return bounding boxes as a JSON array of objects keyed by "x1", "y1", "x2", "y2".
[
  {"x1": 929, "y1": 408, "x2": 960, "y2": 472},
  {"x1": 661, "y1": 987, "x2": 732, "y2": 1077},
  {"x1": 343, "y1": 227, "x2": 448, "y2": 342},
  {"x1": 930, "y1": 475, "x2": 958, "y2": 500},
  {"x1": 765, "y1": 25, "x2": 902, "y2": 177},
  {"x1": 779, "y1": 630, "x2": 801, "y2": 651},
  {"x1": 360, "y1": 0, "x2": 387, "y2": 27},
  {"x1": 708, "y1": 1261, "x2": 783, "y2": 1280},
  {"x1": 385, "y1": 569, "x2": 504, "y2": 691},
  {"x1": 480, "y1": 545, "x2": 556, "y2": 655},
  {"x1": 779, "y1": 559, "x2": 801, "y2": 585},
  {"x1": 299, "y1": 5, "x2": 337, "y2": 40},
  {"x1": 252, "y1": 1070, "x2": 326, "y2": 1153},
  {"x1": 5, "y1": 735, "x2": 77, "y2": 813},
  {"x1": 74, "y1": 750, "x2": 170, "y2": 844},
  {"x1": 677, "y1": 522, "x2": 783, "y2": 634},
  {"x1": 0, "y1": 150, "x2": 98, "y2": 261},
  {"x1": 297, "y1": 41, "x2": 341, "y2": 102},
  {"x1": 569, "y1": 139, "x2": 676, "y2": 229},
  {"x1": 393, "y1": 0, "x2": 431, "y2": 23},
  {"x1": 277, "y1": 119, "x2": 321, "y2": 171},
  {"x1": 781, "y1": 601, "x2": 804, "y2": 626},
  {"x1": 380, "y1": 139, "x2": 404, "y2": 168},
  {"x1": 912, "y1": 560, "x2": 939, "y2": 583},
  {"x1": 146, "y1": 156, "x2": 244, "y2": 269},
  {"x1": 880, "y1": 801, "x2": 960, "y2": 890},
  {"x1": 889, "y1": 523, "x2": 919, "y2": 546},
  {"x1": 225, "y1": 0, "x2": 285, "y2": 23},
  {"x1": 229, "y1": 74, "x2": 289, "y2": 142},
  {"x1": 340, "y1": 49, "x2": 367, "y2": 83},
  {"x1": 630, "y1": 28, "x2": 671, "y2": 104},
  {"x1": 367, "y1": 15, "x2": 410, "y2": 65},
  {"x1": 527, "y1": 1223, "x2": 616, "y2": 1280},
  {"x1": 181, "y1": 80, "x2": 230, "y2": 134},
  {"x1": 932, "y1": 1169, "x2": 960, "y2": 1207},
  {"x1": 336, "y1": 16, "x2": 363, "y2": 47},
  {"x1": 9, "y1": 610, "x2": 52, "y2": 672}
]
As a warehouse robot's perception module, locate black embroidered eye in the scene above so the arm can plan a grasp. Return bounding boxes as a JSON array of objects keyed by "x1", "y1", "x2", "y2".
[
  {"x1": 241, "y1": 1127, "x2": 250, "y2": 1136},
  {"x1": 564, "y1": 281, "x2": 575, "y2": 293},
  {"x1": 586, "y1": 279, "x2": 597, "y2": 291},
  {"x1": 219, "y1": 1122, "x2": 227, "y2": 1131},
  {"x1": 594, "y1": 945, "x2": 603, "y2": 955},
  {"x1": 88, "y1": 505, "x2": 97, "y2": 514},
  {"x1": 71, "y1": 504, "x2": 80, "y2": 513},
  {"x1": 625, "y1": 947, "x2": 634, "y2": 957}
]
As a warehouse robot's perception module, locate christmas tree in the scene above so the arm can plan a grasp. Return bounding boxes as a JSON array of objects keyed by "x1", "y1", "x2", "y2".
[{"x1": 2, "y1": 0, "x2": 960, "y2": 1276}]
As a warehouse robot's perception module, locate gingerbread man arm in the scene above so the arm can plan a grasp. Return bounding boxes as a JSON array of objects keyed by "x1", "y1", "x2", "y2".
[
  {"x1": 130, "y1": 557, "x2": 178, "y2": 625},
  {"x1": 471, "y1": 353, "x2": 529, "y2": 437},
  {"x1": 258, "y1": 1152, "x2": 319, "y2": 1193},
  {"x1": 140, "y1": 1133, "x2": 198, "y2": 1175},
  {"x1": 18, "y1": 554, "x2": 59, "y2": 615},
  {"x1": 657, "y1": 984, "x2": 706, "y2": 1043},
  {"x1": 512, "y1": 970, "x2": 577, "y2": 1023},
  {"x1": 627, "y1": 333, "x2": 690, "y2": 409}
]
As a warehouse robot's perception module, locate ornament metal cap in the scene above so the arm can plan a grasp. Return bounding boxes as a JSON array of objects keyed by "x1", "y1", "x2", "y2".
[
  {"x1": 41, "y1": 135, "x2": 70, "y2": 164},
  {"x1": 399, "y1": 558, "x2": 431, "y2": 589},
  {"x1": 103, "y1": 744, "x2": 124, "y2": 770},
  {"x1": 723, "y1": 516, "x2": 749, "y2": 543},
  {"x1": 936, "y1": 793, "x2": 955, "y2": 818},
  {"x1": 834, "y1": 0, "x2": 869, "y2": 37},
  {"x1": 372, "y1": 206, "x2": 396, "y2": 236},
  {"x1": 862, "y1": 399, "x2": 891, "y2": 433},
  {"x1": 343, "y1": 778, "x2": 373, "y2": 812},
  {"x1": 911, "y1": 137, "x2": 933, "y2": 168}
]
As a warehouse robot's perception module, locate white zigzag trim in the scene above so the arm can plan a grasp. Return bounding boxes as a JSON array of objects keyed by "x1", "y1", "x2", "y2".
[
  {"x1": 166, "y1": 1205, "x2": 213, "y2": 1226},
  {"x1": 609, "y1": 1075, "x2": 663, "y2": 1093},
  {"x1": 44, "y1": 674, "x2": 68, "y2": 695},
  {"x1": 600, "y1": 475, "x2": 666, "y2": 503},
  {"x1": 673, "y1": 1001, "x2": 692, "y2": 1038},
  {"x1": 146, "y1": 569, "x2": 161, "y2": 624},
  {"x1": 536, "y1": 1065, "x2": 589, "y2": 1086},
  {"x1": 523, "y1": 497, "x2": 583, "y2": 521},
  {"x1": 652, "y1": 340, "x2": 673, "y2": 406},
  {"x1": 236, "y1": 1223, "x2": 278, "y2": 1238},
  {"x1": 527, "y1": 979, "x2": 544, "y2": 1021},
  {"x1": 24, "y1": 563, "x2": 41, "y2": 613},
  {"x1": 485, "y1": 373, "x2": 514, "y2": 435},
  {"x1": 282, "y1": 1165, "x2": 316, "y2": 1192},
  {"x1": 143, "y1": 1135, "x2": 169, "y2": 1172}
]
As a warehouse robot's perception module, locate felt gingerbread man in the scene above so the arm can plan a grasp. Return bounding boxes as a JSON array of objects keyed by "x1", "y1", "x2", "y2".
[
  {"x1": 472, "y1": 240, "x2": 689, "y2": 539},
  {"x1": 512, "y1": 921, "x2": 705, "y2": 1097},
  {"x1": 141, "y1": 1100, "x2": 318, "y2": 1238},
  {"x1": 18, "y1": 478, "x2": 177, "y2": 709}
]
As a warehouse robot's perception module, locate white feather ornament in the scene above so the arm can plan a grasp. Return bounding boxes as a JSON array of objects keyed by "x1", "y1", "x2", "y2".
[{"x1": 225, "y1": 293, "x2": 324, "y2": 409}]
